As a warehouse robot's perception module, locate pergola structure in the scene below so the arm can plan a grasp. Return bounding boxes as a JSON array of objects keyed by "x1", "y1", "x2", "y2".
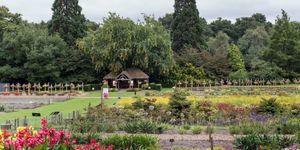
[{"x1": 103, "y1": 68, "x2": 149, "y2": 89}]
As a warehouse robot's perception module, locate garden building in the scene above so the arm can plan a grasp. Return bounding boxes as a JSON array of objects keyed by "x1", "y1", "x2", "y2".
[{"x1": 103, "y1": 68, "x2": 149, "y2": 89}]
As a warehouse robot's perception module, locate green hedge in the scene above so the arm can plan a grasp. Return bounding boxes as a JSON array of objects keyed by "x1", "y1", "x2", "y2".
[
  {"x1": 83, "y1": 84, "x2": 102, "y2": 91},
  {"x1": 149, "y1": 83, "x2": 162, "y2": 91}
]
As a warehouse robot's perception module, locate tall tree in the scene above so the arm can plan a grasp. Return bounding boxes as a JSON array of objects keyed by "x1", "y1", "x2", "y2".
[
  {"x1": 200, "y1": 32, "x2": 231, "y2": 79},
  {"x1": 228, "y1": 44, "x2": 245, "y2": 72},
  {"x1": 0, "y1": 6, "x2": 21, "y2": 41},
  {"x1": 0, "y1": 25, "x2": 67, "y2": 83},
  {"x1": 238, "y1": 26, "x2": 269, "y2": 70},
  {"x1": 48, "y1": 0, "x2": 87, "y2": 46},
  {"x1": 171, "y1": 0, "x2": 206, "y2": 53},
  {"x1": 234, "y1": 13, "x2": 272, "y2": 41},
  {"x1": 209, "y1": 17, "x2": 236, "y2": 41},
  {"x1": 228, "y1": 44, "x2": 247, "y2": 79},
  {"x1": 78, "y1": 14, "x2": 175, "y2": 81},
  {"x1": 264, "y1": 10, "x2": 300, "y2": 78}
]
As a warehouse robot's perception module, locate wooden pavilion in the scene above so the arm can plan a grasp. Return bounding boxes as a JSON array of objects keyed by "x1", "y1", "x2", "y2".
[{"x1": 103, "y1": 68, "x2": 149, "y2": 89}]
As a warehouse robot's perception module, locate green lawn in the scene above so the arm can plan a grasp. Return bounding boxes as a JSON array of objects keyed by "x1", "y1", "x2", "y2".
[{"x1": 0, "y1": 89, "x2": 172, "y2": 128}]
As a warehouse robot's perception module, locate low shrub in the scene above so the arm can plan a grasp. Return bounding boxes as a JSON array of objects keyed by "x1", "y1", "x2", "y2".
[
  {"x1": 233, "y1": 134, "x2": 296, "y2": 150},
  {"x1": 83, "y1": 84, "x2": 102, "y2": 91},
  {"x1": 182, "y1": 124, "x2": 191, "y2": 130},
  {"x1": 178, "y1": 128, "x2": 187, "y2": 135},
  {"x1": 256, "y1": 98, "x2": 283, "y2": 115},
  {"x1": 126, "y1": 88, "x2": 141, "y2": 92},
  {"x1": 120, "y1": 120, "x2": 164, "y2": 134},
  {"x1": 101, "y1": 135, "x2": 159, "y2": 150},
  {"x1": 276, "y1": 122, "x2": 300, "y2": 135},
  {"x1": 240, "y1": 124, "x2": 253, "y2": 135},
  {"x1": 191, "y1": 126, "x2": 202, "y2": 134},
  {"x1": 149, "y1": 83, "x2": 162, "y2": 91},
  {"x1": 229, "y1": 125, "x2": 240, "y2": 135}
]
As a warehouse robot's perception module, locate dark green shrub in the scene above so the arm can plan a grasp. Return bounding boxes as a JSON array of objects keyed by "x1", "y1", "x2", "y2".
[
  {"x1": 169, "y1": 89, "x2": 191, "y2": 120},
  {"x1": 276, "y1": 122, "x2": 300, "y2": 134},
  {"x1": 233, "y1": 134, "x2": 297, "y2": 150},
  {"x1": 149, "y1": 83, "x2": 162, "y2": 91},
  {"x1": 127, "y1": 88, "x2": 141, "y2": 92},
  {"x1": 256, "y1": 98, "x2": 283, "y2": 115},
  {"x1": 83, "y1": 84, "x2": 102, "y2": 91},
  {"x1": 233, "y1": 134, "x2": 261, "y2": 150},
  {"x1": 101, "y1": 135, "x2": 159, "y2": 150}
]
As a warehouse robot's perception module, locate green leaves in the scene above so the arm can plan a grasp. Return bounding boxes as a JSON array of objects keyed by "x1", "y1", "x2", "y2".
[
  {"x1": 78, "y1": 14, "x2": 174, "y2": 76},
  {"x1": 48, "y1": 0, "x2": 87, "y2": 46},
  {"x1": 171, "y1": 0, "x2": 207, "y2": 52},
  {"x1": 0, "y1": 25, "x2": 68, "y2": 83},
  {"x1": 228, "y1": 44, "x2": 246, "y2": 72},
  {"x1": 264, "y1": 10, "x2": 300, "y2": 78}
]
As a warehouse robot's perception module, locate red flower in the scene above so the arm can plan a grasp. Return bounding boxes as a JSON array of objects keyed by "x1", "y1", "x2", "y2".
[
  {"x1": 2, "y1": 129, "x2": 11, "y2": 139},
  {"x1": 90, "y1": 139, "x2": 97, "y2": 144},
  {"x1": 41, "y1": 118, "x2": 47, "y2": 129}
]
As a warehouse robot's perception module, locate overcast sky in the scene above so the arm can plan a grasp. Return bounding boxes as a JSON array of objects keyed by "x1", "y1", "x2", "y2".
[{"x1": 1, "y1": 0, "x2": 300, "y2": 23}]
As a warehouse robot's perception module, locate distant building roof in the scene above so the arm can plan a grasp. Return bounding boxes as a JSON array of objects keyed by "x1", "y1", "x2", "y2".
[{"x1": 103, "y1": 68, "x2": 149, "y2": 80}]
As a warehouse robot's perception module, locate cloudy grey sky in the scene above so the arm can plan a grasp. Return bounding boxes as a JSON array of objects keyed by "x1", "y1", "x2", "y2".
[{"x1": 1, "y1": 0, "x2": 300, "y2": 23}]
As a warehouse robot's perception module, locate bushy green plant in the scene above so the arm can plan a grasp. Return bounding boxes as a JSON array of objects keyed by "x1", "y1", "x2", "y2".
[
  {"x1": 149, "y1": 83, "x2": 162, "y2": 91},
  {"x1": 178, "y1": 128, "x2": 187, "y2": 135},
  {"x1": 120, "y1": 120, "x2": 164, "y2": 134},
  {"x1": 101, "y1": 135, "x2": 159, "y2": 150},
  {"x1": 233, "y1": 134, "x2": 296, "y2": 150},
  {"x1": 182, "y1": 124, "x2": 191, "y2": 130},
  {"x1": 168, "y1": 89, "x2": 191, "y2": 120},
  {"x1": 191, "y1": 126, "x2": 202, "y2": 134},
  {"x1": 296, "y1": 131, "x2": 300, "y2": 143},
  {"x1": 276, "y1": 122, "x2": 300, "y2": 134},
  {"x1": 229, "y1": 125, "x2": 240, "y2": 135},
  {"x1": 197, "y1": 100, "x2": 216, "y2": 121},
  {"x1": 256, "y1": 98, "x2": 283, "y2": 115},
  {"x1": 240, "y1": 124, "x2": 254, "y2": 135},
  {"x1": 83, "y1": 84, "x2": 102, "y2": 91},
  {"x1": 71, "y1": 132, "x2": 102, "y2": 144}
]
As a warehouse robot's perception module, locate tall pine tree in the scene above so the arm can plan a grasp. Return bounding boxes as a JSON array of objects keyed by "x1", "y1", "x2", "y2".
[
  {"x1": 264, "y1": 10, "x2": 300, "y2": 78},
  {"x1": 48, "y1": 0, "x2": 87, "y2": 46},
  {"x1": 171, "y1": 0, "x2": 206, "y2": 53},
  {"x1": 48, "y1": 0, "x2": 98, "y2": 83}
]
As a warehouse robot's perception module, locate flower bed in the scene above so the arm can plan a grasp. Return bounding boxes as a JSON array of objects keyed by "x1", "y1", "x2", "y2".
[{"x1": 0, "y1": 118, "x2": 112, "y2": 150}]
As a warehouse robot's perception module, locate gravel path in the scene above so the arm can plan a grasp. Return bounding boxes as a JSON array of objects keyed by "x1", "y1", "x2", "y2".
[{"x1": 104, "y1": 133, "x2": 234, "y2": 149}]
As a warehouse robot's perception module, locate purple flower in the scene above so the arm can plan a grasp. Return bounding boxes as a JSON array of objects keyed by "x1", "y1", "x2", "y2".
[{"x1": 249, "y1": 112, "x2": 272, "y2": 122}]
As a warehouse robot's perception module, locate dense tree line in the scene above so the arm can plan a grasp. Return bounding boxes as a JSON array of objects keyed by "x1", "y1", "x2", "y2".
[{"x1": 0, "y1": 0, "x2": 299, "y2": 85}]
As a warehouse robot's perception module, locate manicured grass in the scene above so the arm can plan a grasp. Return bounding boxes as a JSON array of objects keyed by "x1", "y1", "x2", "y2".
[{"x1": 0, "y1": 90, "x2": 152, "y2": 127}]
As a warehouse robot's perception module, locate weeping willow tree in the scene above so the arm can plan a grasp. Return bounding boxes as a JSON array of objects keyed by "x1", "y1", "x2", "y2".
[{"x1": 78, "y1": 13, "x2": 175, "y2": 79}]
